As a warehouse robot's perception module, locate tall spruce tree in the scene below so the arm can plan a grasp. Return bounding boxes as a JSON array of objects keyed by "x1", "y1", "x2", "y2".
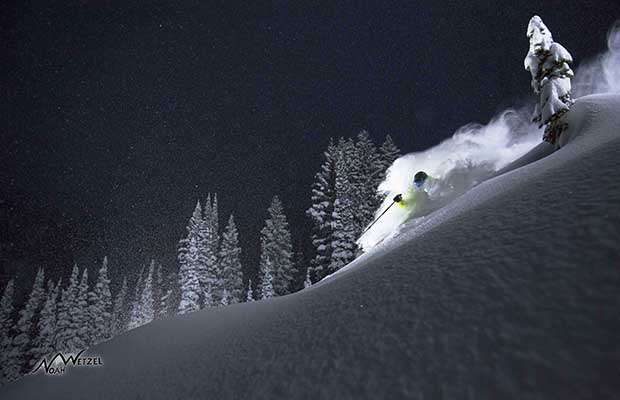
[
  {"x1": 165, "y1": 272, "x2": 179, "y2": 317},
  {"x1": 378, "y1": 134, "x2": 401, "y2": 178},
  {"x1": 306, "y1": 139, "x2": 338, "y2": 282},
  {"x1": 178, "y1": 201, "x2": 203, "y2": 314},
  {"x1": 10, "y1": 268, "x2": 45, "y2": 376},
  {"x1": 260, "y1": 257, "x2": 275, "y2": 300},
  {"x1": 0, "y1": 279, "x2": 16, "y2": 385},
  {"x1": 153, "y1": 262, "x2": 163, "y2": 318},
  {"x1": 201, "y1": 193, "x2": 221, "y2": 306},
  {"x1": 351, "y1": 130, "x2": 383, "y2": 237},
  {"x1": 128, "y1": 267, "x2": 145, "y2": 329},
  {"x1": 30, "y1": 279, "x2": 60, "y2": 369},
  {"x1": 111, "y1": 277, "x2": 129, "y2": 335},
  {"x1": 88, "y1": 257, "x2": 113, "y2": 344},
  {"x1": 139, "y1": 261, "x2": 155, "y2": 325},
  {"x1": 259, "y1": 196, "x2": 294, "y2": 296},
  {"x1": 55, "y1": 264, "x2": 79, "y2": 353},
  {"x1": 219, "y1": 214, "x2": 244, "y2": 303},
  {"x1": 245, "y1": 279, "x2": 255, "y2": 302},
  {"x1": 329, "y1": 138, "x2": 358, "y2": 272},
  {"x1": 74, "y1": 269, "x2": 91, "y2": 348},
  {"x1": 304, "y1": 268, "x2": 312, "y2": 289}
]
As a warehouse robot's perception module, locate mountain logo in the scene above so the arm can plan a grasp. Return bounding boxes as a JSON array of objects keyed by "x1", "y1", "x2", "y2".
[{"x1": 31, "y1": 350, "x2": 104, "y2": 376}]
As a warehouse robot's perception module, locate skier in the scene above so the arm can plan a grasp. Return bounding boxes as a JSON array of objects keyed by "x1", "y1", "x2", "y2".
[
  {"x1": 358, "y1": 170, "x2": 441, "y2": 251},
  {"x1": 392, "y1": 171, "x2": 435, "y2": 213},
  {"x1": 361, "y1": 171, "x2": 435, "y2": 236}
]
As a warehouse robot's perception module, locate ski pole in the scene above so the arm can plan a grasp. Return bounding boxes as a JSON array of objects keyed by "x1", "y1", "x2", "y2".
[{"x1": 361, "y1": 194, "x2": 402, "y2": 235}]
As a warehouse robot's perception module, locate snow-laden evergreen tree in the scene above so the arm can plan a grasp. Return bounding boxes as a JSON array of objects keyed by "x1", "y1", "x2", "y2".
[
  {"x1": 259, "y1": 196, "x2": 295, "y2": 296},
  {"x1": 154, "y1": 262, "x2": 163, "y2": 318},
  {"x1": 303, "y1": 268, "x2": 313, "y2": 289},
  {"x1": 290, "y1": 245, "x2": 307, "y2": 292},
  {"x1": 88, "y1": 257, "x2": 113, "y2": 344},
  {"x1": 178, "y1": 201, "x2": 203, "y2": 314},
  {"x1": 10, "y1": 268, "x2": 45, "y2": 377},
  {"x1": 55, "y1": 264, "x2": 79, "y2": 353},
  {"x1": 260, "y1": 257, "x2": 275, "y2": 300},
  {"x1": 200, "y1": 193, "x2": 221, "y2": 306},
  {"x1": 0, "y1": 279, "x2": 16, "y2": 385},
  {"x1": 154, "y1": 263, "x2": 173, "y2": 320},
  {"x1": 164, "y1": 272, "x2": 179, "y2": 317},
  {"x1": 75, "y1": 268, "x2": 91, "y2": 348},
  {"x1": 111, "y1": 277, "x2": 129, "y2": 335},
  {"x1": 306, "y1": 139, "x2": 338, "y2": 282},
  {"x1": 350, "y1": 130, "x2": 383, "y2": 237},
  {"x1": 30, "y1": 279, "x2": 60, "y2": 370},
  {"x1": 524, "y1": 15, "x2": 574, "y2": 144},
  {"x1": 128, "y1": 262, "x2": 155, "y2": 328},
  {"x1": 219, "y1": 214, "x2": 244, "y2": 303},
  {"x1": 378, "y1": 134, "x2": 401, "y2": 180},
  {"x1": 139, "y1": 261, "x2": 155, "y2": 325},
  {"x1": 128, "y1": 267, "x2": 145, "y2": 329},
  {"x1": 220, "y1": 288, "x2": 230, "y2": 306},
  {"x1": 329, "y1": 138, "x2": 358, "y2": 272},
  {"x1": 245, "y1": 279, "x2": 255, "y2": 302}
]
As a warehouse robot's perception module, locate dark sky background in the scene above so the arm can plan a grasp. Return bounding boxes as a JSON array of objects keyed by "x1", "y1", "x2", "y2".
[{"x1": 2, "y1": 0, "x2": 619, "y2": 292}]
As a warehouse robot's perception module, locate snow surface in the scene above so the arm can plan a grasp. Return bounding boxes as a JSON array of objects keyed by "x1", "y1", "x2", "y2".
[{"x1": 3, "y1": 94, "x2": 620, "y2": 399}]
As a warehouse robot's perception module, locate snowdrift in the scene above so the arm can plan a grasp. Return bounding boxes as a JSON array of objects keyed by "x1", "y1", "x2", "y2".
[{"x1": 3, "y1": 94, "x2": 620, "y2": 399}]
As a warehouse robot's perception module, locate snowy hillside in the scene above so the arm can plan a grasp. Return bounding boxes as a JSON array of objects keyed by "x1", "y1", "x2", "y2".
[{"x1": 3, "y1": 94, "x2": 620, "y2": 399}]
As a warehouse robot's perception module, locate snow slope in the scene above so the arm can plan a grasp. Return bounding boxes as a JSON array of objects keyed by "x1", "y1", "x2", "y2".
[{"x1": 3, "y1": 94, "x2": 620, "y2": 399}]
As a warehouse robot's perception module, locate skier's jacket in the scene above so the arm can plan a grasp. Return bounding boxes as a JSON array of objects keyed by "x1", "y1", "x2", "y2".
[{"x1": 394, "y1": 175, "x2": 437, "y2": 217}]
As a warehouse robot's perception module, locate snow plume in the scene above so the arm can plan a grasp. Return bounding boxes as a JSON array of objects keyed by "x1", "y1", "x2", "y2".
[
  {"x1": 379, "y1": 108, "x2": 539, "y2": 197},
  {"x1": 358, "y1": 108, "x2": 540, "y2": 251},
  {"x1": 573, "y1": 20, "x2": 620, "y2": 97}
]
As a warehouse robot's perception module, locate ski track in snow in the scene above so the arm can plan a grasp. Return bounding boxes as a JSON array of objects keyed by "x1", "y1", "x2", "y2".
[{"x1": 2, "y1": 94, "x2": 620, "y2": 399}]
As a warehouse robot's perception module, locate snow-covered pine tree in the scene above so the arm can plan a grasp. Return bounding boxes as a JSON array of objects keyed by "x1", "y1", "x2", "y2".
[
  {"x1": 74, "y1": 268, "x2": 91, "y2": 349},
  {"x1": 153, "y1": 262, "x2": 163, "y2": 318},
  {"x1": 164, "y1": 272, "x2": 179, "y2": 317},
  {"x1": 200, "y1": 193, "x2": 221, "y2": 306},
  {"x1": 524, "y1": 15, "x2": 574, "y2": 144},
  {"x1": 111, "y1": 277, "x2": 129, "y2": 335},
  {"x1": 290, "y1": 245, "x2": 307, "y2": 292},
  {"x1": 350, "y1": 130, "x2": 383, "y2": 237},
  {"x1": 139, "y1": 261, "x2": 155, "y2": 325},
  {"x1": 329, "y1": 138, "x2": 358, "y2": 272},
  {"x1": 10, "y1": 268, "x2": 45, "y2": 377},
  {"x1": 378, "y1": 134, "x2": 401, "y2": 180},
  {"x1": 88, "y1": 257, "x2": 113, "y2": 344},
  {"x1": 219, "y1": 214, "x2": 244, "y2": 303},
  {"x1": 220, "y1": 288, "x2": 230, "y2": 306},
  {"x1": 0, "y1": 279, "x2": 16, "y2": 385},
  {"x1": 178, "y1": 201, "x2": 203, "y2": 314},
  {"x1": 306, "y1": 139, "x2": 338, "y2": 282},
  {"x1": 209, "y1": 194, "x2": 220, "y2": 253},
  {"x1": 245, "y1": 279, "x2": 255, "y2": 302},
  {"x1": 153, "y1": 263, "x2": 172, "y2": 320},
  {"x1": 304, "y1": 267, "x2": 312, "y2": 289},
  {"x1": 128, "y1": 267, "x2": 145, "y2": 329},
  {"x1": 258, "y1": 196, "x2": 295, "y2": 296},
  {"x1": 30, "y1": 279, "x2": 60, "y2": 370},
  {"x1": 260, "y1": 257, "x2": 275, "y2": 300},
  {"x1": 55, "y1": 264, "x2": 79, "y2": 353}
]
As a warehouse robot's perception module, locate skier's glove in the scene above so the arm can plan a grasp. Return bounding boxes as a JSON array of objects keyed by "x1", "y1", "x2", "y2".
[{"x1": 393, "y1": 194, "x2": 403, "y2": 203}]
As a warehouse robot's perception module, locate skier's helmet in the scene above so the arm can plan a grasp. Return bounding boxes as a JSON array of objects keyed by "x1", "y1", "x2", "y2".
[{"x1": 413, "y1": 171, "x2": 428, "y2": 188}]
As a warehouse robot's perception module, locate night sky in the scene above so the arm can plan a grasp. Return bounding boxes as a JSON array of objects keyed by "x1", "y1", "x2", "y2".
[{"x1": 2, "y1": 1, "x2": 619, "y2": 289}]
